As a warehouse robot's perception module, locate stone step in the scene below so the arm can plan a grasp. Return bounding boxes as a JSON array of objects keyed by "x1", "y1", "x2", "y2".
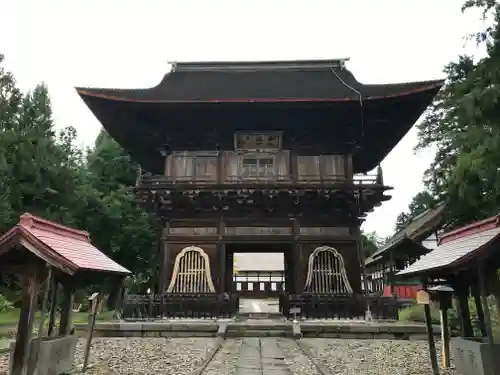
[{"x1": 226, "y1": 329, "x2": 294, "y2": 338}]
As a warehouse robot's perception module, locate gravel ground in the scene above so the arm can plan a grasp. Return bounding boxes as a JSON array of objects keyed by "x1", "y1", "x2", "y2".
[
  {"x1": 0, "y1": 338, "x2": 460, "y2": 375},
  {"x1": 73, "y1": 337, "x2": 217, "y2": 375},
  {"x1": 302, "y1": 338, "x2": 457, "y2": 375}
]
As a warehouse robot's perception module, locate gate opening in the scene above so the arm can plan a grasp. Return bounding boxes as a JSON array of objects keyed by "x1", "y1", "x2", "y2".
[{"x1": 231, "y1": 249, "x2": 285, "y2": 314}]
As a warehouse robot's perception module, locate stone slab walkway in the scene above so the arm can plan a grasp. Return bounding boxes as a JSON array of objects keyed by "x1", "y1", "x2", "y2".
[{"x1": 235, "y1": 338, "x2": 291, "y2": 374}]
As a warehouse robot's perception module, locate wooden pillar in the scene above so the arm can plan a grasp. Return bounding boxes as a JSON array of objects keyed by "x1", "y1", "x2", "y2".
[
  {"x1": 59, "y1": 281, "x2": 75, "y2": 336},
  {"x1": 289, "y1": 146, "x2": 298, "y2": 183},
  {"x1": 472, "y1": 282, "x2": 487, "y2": 337},
  {"x1": 478, "y1": 263, "x2": 496, "y2": 375},
  {"x1": 158, "y1": 222, "x2": 171, "y2": 293},
  {"x1": 217, "y1": 147, "x2": 224, "y2": 184},
  {"x1": 425, "y1": 303, "x2": 440, "y2": 375},
  {"x1": 455, "y1": 283, "x2": 473, "y2": 337},
  {"x1": 47, "y1": 277, "x2": 59, "y2": 337},
  {"x1": 11, "y1": 269, "x2": 39, "y2": 375},
  {"x1": 440, "y1": 307, "x2": 451, "y2": 368},
  {"x1": 291, "y1": 218, "x2": 303, "y2": 294},
  {"x1": 217, "y1": 218, "x2": 226, "y2": 293},
  {"x1": 225, "y1": 251, "x2": 234, "y2": 293}
]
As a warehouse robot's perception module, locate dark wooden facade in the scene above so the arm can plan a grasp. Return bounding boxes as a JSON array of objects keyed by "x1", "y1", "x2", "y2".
[{"x1": 77, "y1": 59, "x2": 443, "y2": 318}]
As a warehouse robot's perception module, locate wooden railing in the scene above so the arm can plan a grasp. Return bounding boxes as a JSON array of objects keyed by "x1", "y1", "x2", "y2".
[
  {"x1": 120, "y1": 293, "x2": 238, "y2": 320},
  {"x1": 120, "y1": 292, "x2": 403, "y2": 321},
  {"x1": 136, "y1": 174, "x2": 378, "y2": 187},
  {"x1": 282, "y1": 294, "x2": 402, "y2": 320}
]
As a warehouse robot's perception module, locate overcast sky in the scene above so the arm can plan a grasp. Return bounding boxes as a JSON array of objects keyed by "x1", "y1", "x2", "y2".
[{"x1": 1, "y1": 0, "x2": 486, "y2": 238}]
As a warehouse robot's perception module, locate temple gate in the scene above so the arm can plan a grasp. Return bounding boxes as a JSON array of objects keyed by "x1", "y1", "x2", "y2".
[{"x1": 77, "y1": 58, "x2": 442, "y2": 319}]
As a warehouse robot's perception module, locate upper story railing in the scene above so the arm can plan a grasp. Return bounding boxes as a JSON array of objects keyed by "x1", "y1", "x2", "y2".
[{"x1": 136, "y1": 173, "x2": 380, "y2": 187}]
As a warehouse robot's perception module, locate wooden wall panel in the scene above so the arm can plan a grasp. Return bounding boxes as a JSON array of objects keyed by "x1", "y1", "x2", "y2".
[
  {"x1": 169, "y1": 227, "x2": 218, "y2": 235},
  {"x1": 299, "y1": 227, "x2": 350, "y2": 236},
  {"x1": 163, "y1": 150, "x2": 352, "y2": 183},
  {"x1": 225, "y1": 227, "x2": 292, "y2": 235}
]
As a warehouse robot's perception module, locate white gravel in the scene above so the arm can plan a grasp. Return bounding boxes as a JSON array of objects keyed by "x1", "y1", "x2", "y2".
[
  {"x1": 72, "y1": 337, "x2": 216, "y2": 375},
  {"x1": 0, "y1": 338, "x2": 461, "y2": 374},
  {"x1": 302, "y1": 338, "x2": 458, "y2": 375}
]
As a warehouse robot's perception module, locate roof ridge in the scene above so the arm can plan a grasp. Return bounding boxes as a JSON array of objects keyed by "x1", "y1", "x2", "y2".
[
  {"x1": 438, "y1": 214, "x2": 499, "y2": 245},
  {"x1": 171, "y1": 59, "x2": 350, "y2": 72},
  {"x1": 19, "y1": 213, "x2": 90, "y2": 242}
]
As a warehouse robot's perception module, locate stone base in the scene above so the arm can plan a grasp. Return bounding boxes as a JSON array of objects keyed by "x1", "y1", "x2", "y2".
[
  {"x1": 9, "y1": 335, "x2": 77, "y2": 375},
  {"x1": 74, "y1": 320, "x2": 441, "y2": 340}
]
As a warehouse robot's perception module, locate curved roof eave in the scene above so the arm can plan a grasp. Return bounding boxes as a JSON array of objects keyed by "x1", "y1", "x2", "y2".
[{"x1": 75, "y1": 80, "x2": 444, "y2": 104}]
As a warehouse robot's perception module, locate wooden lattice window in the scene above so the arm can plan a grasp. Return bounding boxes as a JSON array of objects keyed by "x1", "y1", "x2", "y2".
[{"x1": 241, "y1": 155, "x2": 275, "y2": 178}]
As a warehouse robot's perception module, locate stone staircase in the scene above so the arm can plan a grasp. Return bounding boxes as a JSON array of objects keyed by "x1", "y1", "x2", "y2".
[{"x1": 227, "y1": 313, "x2": 294, "y2": 337}]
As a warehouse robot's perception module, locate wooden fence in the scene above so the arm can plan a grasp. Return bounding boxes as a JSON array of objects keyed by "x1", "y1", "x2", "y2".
[{"x1": 120, "y1": 292, "x2": 405, "y2": 320}]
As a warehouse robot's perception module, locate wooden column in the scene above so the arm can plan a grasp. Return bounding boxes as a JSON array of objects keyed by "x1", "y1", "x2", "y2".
[
  {"x1": 454, "y1": 282, "x2": 473, "y2": 337},
  {"x1": 47, "y1": 277, "x2": 59, "y2": 337},
  {"x1": 158, "y1": 222, "x2": 171, "y2": 293},
  {"x1": 217, "y1": 218, "x2": 226, "y2": 293},
  {"x1": 478, "y1": 263, "x2": 496, "y2": 375},
  {"x1": 11, "y1": 269, "x2": 39, "y2": 375},
  {"x1": 291, "y1": 218, "x2": 304, "y2": 294},
  {"x1": 59, "y1": 281, "x2": 75, "y2": 336},
  {"x1": 472, "y1": 281, "x2": 487, "y2": 337},
  {"x1": 217, "y1": 148, "x2": 224, "y2": 184},
  {"x1": 289, "y1": 148, "x2": 298, "y2": 183}
]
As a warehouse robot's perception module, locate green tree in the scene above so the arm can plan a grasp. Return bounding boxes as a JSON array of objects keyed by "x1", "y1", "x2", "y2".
[
  {"x1": 80, "y1": 129, "x2": 160, "y2": 276},
  {"x1": 394, "y1": 191, "x2": 438, "y2": 231},
  {"x1": 413, "y1": 2, "x2": 500, "y2": 230},
  {"x1": 362, "y1": 231, "x2": 386, "y2": 258}
]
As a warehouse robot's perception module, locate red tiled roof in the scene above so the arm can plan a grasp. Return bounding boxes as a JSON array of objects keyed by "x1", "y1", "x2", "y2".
[
  {"x1": 397, "y1": 215, "x2": 500, "y2": 277},
  {"x1": 0, "y1": 213, "x2": 130, "y2": 276}
]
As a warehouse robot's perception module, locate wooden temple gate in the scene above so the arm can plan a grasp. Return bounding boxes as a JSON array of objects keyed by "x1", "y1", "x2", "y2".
[{"x1": 77, "y1": 58, "x2": 442, "y2": 321}]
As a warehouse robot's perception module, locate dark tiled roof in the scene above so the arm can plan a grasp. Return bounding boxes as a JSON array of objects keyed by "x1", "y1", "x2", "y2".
[
  {"x1": 366, "y1": 203, "x2": 445, "y2": 266},
  {"x1": 397, "y1": 215, "x2": 500, "y2": 277},
  {"x1": 76, "y1": 59, "x2": 443, "y2": 103},
  {"x1": 76, "y1": 58, "x2": 443, "y2": 175},
  {"x1": 0, "y1": 213, "x2": 131, "y2": 276}
]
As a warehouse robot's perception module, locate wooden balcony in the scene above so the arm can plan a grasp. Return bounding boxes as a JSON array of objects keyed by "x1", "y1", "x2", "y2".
[{"x1": 135, "y1": 173, "x2": 382, "y2": 190}]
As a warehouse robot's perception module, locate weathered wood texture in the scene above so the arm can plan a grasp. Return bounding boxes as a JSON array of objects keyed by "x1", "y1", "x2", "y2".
[{"x1": 165, "y1": 151, "x2": 351, "y2": 182}]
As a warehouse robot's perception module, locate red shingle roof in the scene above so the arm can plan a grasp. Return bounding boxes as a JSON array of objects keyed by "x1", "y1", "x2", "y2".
[
  {"x1": 397, "y1": 215, "x2": 500, "y2": 277},
  {"x1": 0, "y1": 213, "x2": 130, "y2": 276}
]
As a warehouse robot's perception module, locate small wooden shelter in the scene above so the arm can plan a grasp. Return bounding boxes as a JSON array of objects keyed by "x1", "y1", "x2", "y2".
[
  {"x1": 365, "y1": 203, "x2": 445, "y2": 298},
  {"x1": 398, "y1": 215, "x2": 500, "y2": 375},
  {"x1": 0, "y1": 213, "x2": 130, "y2": 375}
]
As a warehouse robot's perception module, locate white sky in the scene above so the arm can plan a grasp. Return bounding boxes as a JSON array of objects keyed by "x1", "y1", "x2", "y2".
[{"x1": 1, "y1": 0, "x2": 487, "y2": 238}]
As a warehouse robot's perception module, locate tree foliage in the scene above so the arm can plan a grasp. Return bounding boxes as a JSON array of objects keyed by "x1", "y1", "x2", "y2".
[
  {"x1": 396, "y1": 1, "x2": 500, "y2": 231},
  {"x1": 0, "y1": 55, "x2": 159, "y2": 279}
]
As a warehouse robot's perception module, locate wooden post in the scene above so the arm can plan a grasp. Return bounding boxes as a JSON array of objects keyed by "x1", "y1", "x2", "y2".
[
  {"x1": 478, "y1": 263, "x2": 497, "y2": 375},
  {"x1": 28, "y1": 266, "x2": 52, "y2": 375},
  {"x1": 472, "y1": 282, "x2": 487, "y2": 337},
  {"x1": 59, "y1": 282, "x2": 75, "y2": 336},
  {"x1": 218, "y1": 218, "x2": 226, "y2": 293},
  {"x1": 11, "y1": 269, "x2": 39, "y2": 375},
  {"x1": 47, "y1": 277, "x2": 59, "y2": 337},
  {"x1": 417, "y1": 288, "x2": 439, "y2": 375},
  {"x1": 83, "y1": 292, "x2": 100, "y2": 372},
  {"x1": 439, "y1": 308, "x2": 450, "y2": 368},
  {"x1": 455, "y1": 283, "x2": 473, "y2": 337}
]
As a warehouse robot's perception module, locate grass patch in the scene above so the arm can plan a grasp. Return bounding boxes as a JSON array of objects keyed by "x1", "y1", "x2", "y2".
[
  {"x1": 399, "y1": 298, "x2": 500, "y2": 339},
  {"x1": 0, "y1": 308, "x2": 117, "y2": 338}
]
